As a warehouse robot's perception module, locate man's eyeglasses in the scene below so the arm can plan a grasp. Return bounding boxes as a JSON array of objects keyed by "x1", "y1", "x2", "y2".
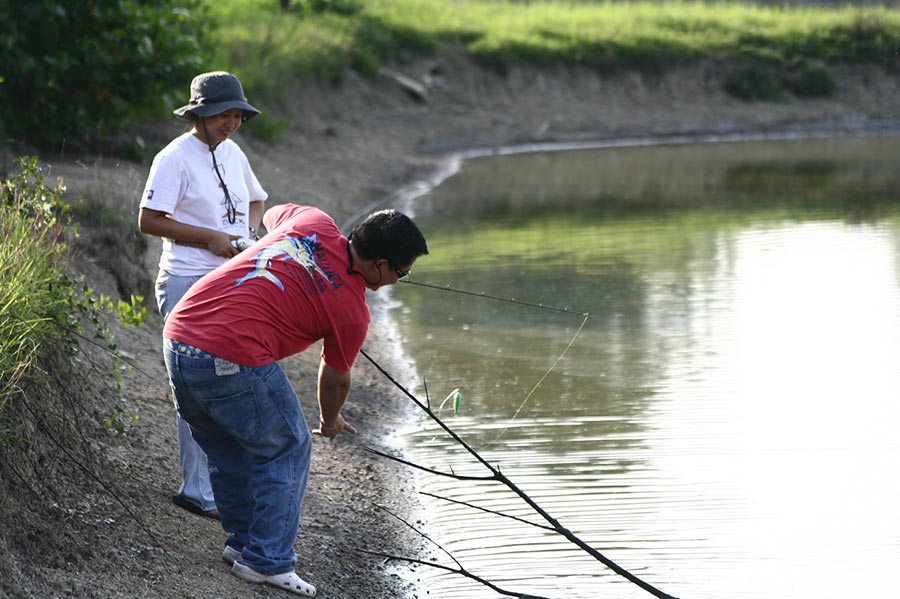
[{"x1": 393, "y1": 266, "x2": 411, "y2": 280}]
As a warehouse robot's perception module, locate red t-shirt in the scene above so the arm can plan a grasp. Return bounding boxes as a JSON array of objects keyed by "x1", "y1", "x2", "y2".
[{"x1": 164, "y1": 204, "x2": 370, "y2": 371}]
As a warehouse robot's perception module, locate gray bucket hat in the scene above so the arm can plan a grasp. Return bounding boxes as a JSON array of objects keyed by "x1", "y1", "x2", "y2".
[{"x1": 173, "y1": 71, "x2": 261, "y2": 122}]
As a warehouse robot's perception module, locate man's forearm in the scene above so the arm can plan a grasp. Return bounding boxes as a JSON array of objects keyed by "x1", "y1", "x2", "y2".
[{"x1": 317, "y1": 359, "x2": 351, "y2": 427}]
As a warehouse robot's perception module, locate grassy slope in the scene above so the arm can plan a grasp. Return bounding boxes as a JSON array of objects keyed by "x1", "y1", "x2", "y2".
[{"x1": 204, "y1": 0, "x2": 900, "y2": 103}]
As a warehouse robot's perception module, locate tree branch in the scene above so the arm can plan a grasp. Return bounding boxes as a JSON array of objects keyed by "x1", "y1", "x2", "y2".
[{"x1": 360, "y1": 348, "x2": 679, "y2": 599}]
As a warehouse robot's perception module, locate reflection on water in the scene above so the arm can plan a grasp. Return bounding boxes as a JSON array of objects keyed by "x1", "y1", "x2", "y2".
[{"x1": 382, "y1": 136, "x2": 900, "y2": 599}]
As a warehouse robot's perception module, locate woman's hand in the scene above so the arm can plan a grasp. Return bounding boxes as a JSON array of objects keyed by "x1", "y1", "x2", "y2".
[
  {"x1": 140, "y1": 208, "x2": 242, "y2": 258},
  {"x1": 206, "y1": 231, "x2": 240, "y2": 258}
]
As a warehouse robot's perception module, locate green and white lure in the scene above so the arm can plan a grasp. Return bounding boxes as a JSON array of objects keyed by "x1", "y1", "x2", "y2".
[{"x1": 438, "y1": 388, "x2": 461, "y2": 416}]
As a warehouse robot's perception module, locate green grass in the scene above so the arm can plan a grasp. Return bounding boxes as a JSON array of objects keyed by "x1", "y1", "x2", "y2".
[
  {"x1": 0, "y1": 159, "x2": 73, "y2": 415},
  {"x1": 202, "y1": 0, "x2": 900, "y2": 102},
  {"x1": 0, "y1": 158, "x2": 147, "y2": 438}
]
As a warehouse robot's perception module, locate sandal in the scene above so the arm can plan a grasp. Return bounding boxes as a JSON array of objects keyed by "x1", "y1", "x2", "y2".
[
  {"x1": 222, "y1": 546, "x2": 242, "y2": 565},
  {"x1": 171, "y1": 493, "x2": 220, "y2": 520},
  {"x1": 231, "y1": 561, "x2": 316, "y2": 596}
]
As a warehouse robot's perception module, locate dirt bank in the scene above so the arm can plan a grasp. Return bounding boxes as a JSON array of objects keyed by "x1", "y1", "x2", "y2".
[{"x1": 3, "y1": 53, "x2": 900, "y2": 599}]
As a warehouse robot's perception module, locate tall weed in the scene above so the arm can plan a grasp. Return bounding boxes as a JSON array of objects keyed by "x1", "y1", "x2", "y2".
[
  {"x1": 0, "y1": 158, "x2": 72, "y2": 417},
  {"x1": 0, "y1": 157, "x2": 146, "y2": 437}
]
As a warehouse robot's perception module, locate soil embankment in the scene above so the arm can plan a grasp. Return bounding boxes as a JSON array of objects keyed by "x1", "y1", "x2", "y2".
[{"x1": 4, "y1": 54, "x2": 900, "y2": 599}]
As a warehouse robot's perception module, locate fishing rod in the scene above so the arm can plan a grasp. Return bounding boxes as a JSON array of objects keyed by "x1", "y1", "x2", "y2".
[{"x1": 400, "y1": 279, "x2": 589, "y2": 317}]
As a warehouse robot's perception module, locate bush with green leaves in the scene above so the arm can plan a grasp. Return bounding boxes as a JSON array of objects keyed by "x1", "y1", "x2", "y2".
[
  {"x1": 0, "y1": 157, "x2": 145, "y2": 437},
  {"x1": 286, "y1": 0, "x2": 363, "y2": 17},
  {"x1": 0, "y1": 0, "x2": 206, "y2": 150},
  {"x1": 0, "y1": 157, "x2": 73, "y2": 416}
]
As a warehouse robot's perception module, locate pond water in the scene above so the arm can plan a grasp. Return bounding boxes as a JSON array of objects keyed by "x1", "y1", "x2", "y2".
[{"x1": 380, "y1": 135, "x2": 900, "y2": 599}]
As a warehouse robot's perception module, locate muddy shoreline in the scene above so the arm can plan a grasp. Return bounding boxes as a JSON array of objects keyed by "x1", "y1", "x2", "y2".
[{"x1": 3, "y1": 55, "x2": 900, "y2": 599}]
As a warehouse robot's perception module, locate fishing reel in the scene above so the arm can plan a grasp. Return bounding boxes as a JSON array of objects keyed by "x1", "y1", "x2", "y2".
[{"x1": 230, "y1": 237, "x2": 254, "y2": 251}]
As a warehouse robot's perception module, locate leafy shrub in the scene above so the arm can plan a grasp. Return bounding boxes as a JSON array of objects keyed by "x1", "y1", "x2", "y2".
[
  {"x1": 725, "y1": 54, "x2": 837, "y2": 102},
  {"x1": 0, "y1": 0, "x2": 206, "y2": 150},
  {"x1": 0, "y1": 157, "x2": 144, "y2": 436},
  {"x1": 725, "y1": 58, "x2": 786, "y2": 102},
  {"x1": 0, "y1": 157, "x2": 73, "y2": 418},
  {"x1": 291, "y1": 0, "x2": 363, "y2": 16},
  {"x1": 784, "y1": 59, "x2": 836, "y2": 98},
  {"x1": 0, "y1": 157, "x2": 145, "y2": 505}
]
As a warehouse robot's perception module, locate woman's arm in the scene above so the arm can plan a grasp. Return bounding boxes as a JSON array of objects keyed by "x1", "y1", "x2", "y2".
[
  {"x1": 249, "y1": 200, "x2": 264, "y2": 237},
  {"x1": 138, "y1": 207, "x2": 239, "y2": 258}
]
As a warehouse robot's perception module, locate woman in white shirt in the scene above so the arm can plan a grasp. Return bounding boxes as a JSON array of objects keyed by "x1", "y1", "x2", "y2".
[{"x1": 139, "y1": 71, "x2": 268, "y2": 519}]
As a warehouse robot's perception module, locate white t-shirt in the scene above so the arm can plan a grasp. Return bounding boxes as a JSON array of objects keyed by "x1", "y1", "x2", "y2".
[{"x1": 140, "y1": 132, "x2": 268, "y2": 276}]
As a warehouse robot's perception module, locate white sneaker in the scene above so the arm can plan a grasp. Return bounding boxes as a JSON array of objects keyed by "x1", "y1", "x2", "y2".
[
  {"x1": 231, "y1": 561, "x2": 316, "y2": 596},
  {"x1": 222, "y1": 546, "x2": 241, "y2": 565}
]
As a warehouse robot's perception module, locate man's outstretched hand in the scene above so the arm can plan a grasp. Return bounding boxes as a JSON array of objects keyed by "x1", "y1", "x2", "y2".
[{"x1": 314, "y1": 414, "x2": 358, "y2": 440}]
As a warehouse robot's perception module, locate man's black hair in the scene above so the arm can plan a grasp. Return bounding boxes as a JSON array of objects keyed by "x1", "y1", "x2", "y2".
[{"x1": 349, "y1": 209, "x2": 428, "y2": 268}]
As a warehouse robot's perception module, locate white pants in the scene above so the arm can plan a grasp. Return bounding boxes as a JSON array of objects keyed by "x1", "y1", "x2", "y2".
[{"x1": 155, "y1": 270, "x2": 216, "y2": 512}]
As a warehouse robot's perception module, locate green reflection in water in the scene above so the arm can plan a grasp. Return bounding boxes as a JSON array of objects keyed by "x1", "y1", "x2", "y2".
[
  {"x1": 384, "y1": 135, "x2": 900, "y2": 599},
  {"x1": 394, "y1": 139, "x2": 900, "y2": 432}
]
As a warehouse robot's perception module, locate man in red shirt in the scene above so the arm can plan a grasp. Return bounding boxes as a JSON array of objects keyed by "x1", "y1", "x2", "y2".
[{"x1": 163, "y1": 203, "x2": 428, "y2": 596}]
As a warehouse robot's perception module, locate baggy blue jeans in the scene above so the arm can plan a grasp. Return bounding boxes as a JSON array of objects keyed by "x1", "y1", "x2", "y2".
[
  {"x1": 155, "y1": 270, "x2": 215, "y2": 512},
  {"x1": 164, "y1": 340, "x2": 312, "y2": 575}
]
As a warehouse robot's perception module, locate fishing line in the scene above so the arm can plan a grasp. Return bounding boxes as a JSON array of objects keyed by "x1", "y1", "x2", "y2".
[
  {"x1": 400, "y1": 279, "x2": 589, "y2": 316},
  {"x1": 399, "y1": 278, "x2": 590, "y2": 439},
  {"x1": 491, "y1": 311, "x2": 590, "y2": 443}
]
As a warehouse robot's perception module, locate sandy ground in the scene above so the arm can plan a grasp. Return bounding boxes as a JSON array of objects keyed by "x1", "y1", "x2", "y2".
[{"x1": 3, "y1": 53, "x2": 900, "y2": 599}]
